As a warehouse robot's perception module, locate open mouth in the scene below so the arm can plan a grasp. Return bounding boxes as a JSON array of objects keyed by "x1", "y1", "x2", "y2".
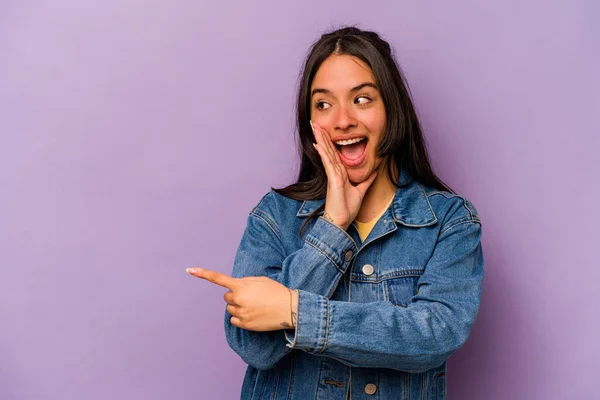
[{"x1": 334, "y1": 137, "x2": 368, "y2": 167}]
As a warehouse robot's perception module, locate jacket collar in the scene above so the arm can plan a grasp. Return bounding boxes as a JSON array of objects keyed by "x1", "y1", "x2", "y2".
[{"x1": 296, "y1": 169, "x2": 438, "y2": 227}]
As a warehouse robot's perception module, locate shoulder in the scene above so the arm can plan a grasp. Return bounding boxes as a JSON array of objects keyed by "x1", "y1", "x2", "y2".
[
  {"x1": 250, "y1": 190, "x2": 303, "y2": 214},
  {"x1": 248, "y1": 190, "x2": 304, "y2": 228},
  {"x1": 420, "y1": 184, "x2": 481, "y2": 230}
]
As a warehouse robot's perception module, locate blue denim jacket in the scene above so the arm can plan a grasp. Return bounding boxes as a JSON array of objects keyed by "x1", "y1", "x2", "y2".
[{"x1": 225, "y1": 173, "x2": 483, "y2": 399}]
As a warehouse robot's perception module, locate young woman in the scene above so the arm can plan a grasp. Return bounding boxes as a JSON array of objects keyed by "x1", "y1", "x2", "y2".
[{"x1": 187, "y1": 27, "x2": 484, "y2": 400}]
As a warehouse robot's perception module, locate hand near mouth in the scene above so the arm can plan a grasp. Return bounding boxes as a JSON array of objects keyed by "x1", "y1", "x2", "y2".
[{"x1": 311, "y1": 121, "x2": 377, "y2": 231}]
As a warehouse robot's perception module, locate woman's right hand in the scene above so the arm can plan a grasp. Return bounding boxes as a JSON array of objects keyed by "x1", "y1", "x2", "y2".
[{"x1": 311, "y1": 121, "x2": 377, "y2": 231}]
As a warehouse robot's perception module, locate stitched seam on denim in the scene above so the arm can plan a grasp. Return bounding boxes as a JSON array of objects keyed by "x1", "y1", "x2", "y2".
[
  {"x1": 351, "y1": 269, "x2": 425, "y2": 282},
  {"x1": 393, "y1": 189, "x2": 437, "y2": 226},
  {"x1": 258, "y1": 370, "x2": 268, "y2": 399},
  {"x1": 318, "y1": 216, "x2": 357, "y2": 244},
  {"x1": 395, "y1": 219, "x2": 437, "y2": 228},
  {"x1": 296, "y1": 207, "x2": 325, "y2": 218},
  {"x1": 316, "y1": 353, "x2": 353, "y2": 367},
  {"x1": 296, "y1": 199, "x2": 326, "y2": 217},
  {"x1": 462, "y1": 197, "x2": 477, "y2": 221},
  {"x1": 356, "y1": 222, "x2": 397, "y2": 252},
  {"x1": 285, "y1": 352, "x2": 297, "y2": 400},
  {"x1": 306, "y1": 236, "x2": 344, "y2": 266},
  {"x1": 439, "y1": 216, "x2": 473, "y2": 235},
  {"x1": 297, "y1": 200, "x2": 309, "y2": 216},
  {"x1": 305, "y1": 240, "x2": 346, "y2": 274},
  {"x1": 421, "y1": 371, "x2": 428, "y2": 400},
  {"x1": 272, "y1": 366, "x2": 280, "y2": 400},
  {"x1": 383, "y1": 273, "x2": 418, "y2": 307},
  {"x1": 251, "y1": 207, "x2": 279, "y2": 232},
  {"x1": 434, "y1": 372, "x2": 446, "y2": 399},
  {"x1": 315, "y1": 358, "x2": 325, "y2": 400},
  {"x1": 428, "y1": 191, "x2": 455, "y2": 198},
  {"x1": 429, "y1": 191, "x2": 468, "y2": 200},
  {"x1": 420, "y1": 183, "x2": 438, "y2": 223},
  {"x1": 444, "y1": 362, "x2": 448, "y2": 400},
  {"x1": 347, "y1": 366, "x2": 352, "y2": 398},
  {"x1": 250, "y1": 191, "x2": 274, "y2": 214},
  {"x1": 249, "y1": 368, "x2": 260, "y2": 400},
  {"x1": 440, "y1": 219, "x2": 480, "y2": 236},
  {"x1": 250, "y1": 210, "x2": 282, "y2": 241},
  {"x1": 383, "y1": 279, "x2": 390, "y2": 302},
  {"x1": 325, "y1": 270, "x2": 345, "y2": 299},
  {"x1": 429, "y1": 191, "x2": 480, "y2": 221},
  {"x1": 317, "y1": 297, "x2": 330, "y2": 353},
  {"x1": 375, "y1": 245, "x2": 382, "y2": 301}
]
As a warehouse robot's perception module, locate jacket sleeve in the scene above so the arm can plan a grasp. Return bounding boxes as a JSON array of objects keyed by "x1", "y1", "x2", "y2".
[
  {"x1": 224, "y1": 205, "x2": 358, "y2": 370},
  {"x1": 284, "y1": 219, "x2": 484, "y2": 373}
]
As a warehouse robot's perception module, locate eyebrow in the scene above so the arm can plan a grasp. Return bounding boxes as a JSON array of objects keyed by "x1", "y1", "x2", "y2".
[{"x1": 311, "y1": 82, "x2": 378, "y2": 97}]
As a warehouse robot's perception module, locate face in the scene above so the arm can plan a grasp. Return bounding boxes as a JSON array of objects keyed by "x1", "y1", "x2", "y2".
[{"x1": 310, "y1": 54, "x2": 387, "y2": 184}]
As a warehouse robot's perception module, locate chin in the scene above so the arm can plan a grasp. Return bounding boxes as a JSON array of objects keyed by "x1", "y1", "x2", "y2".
[{"x1": 347, "y1": 169, "x2": 372, "y2": 185}]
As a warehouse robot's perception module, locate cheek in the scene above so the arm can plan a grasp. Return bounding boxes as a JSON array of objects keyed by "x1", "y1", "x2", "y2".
[
  {"x1": 366, "y1": 114, "x2": 386, "y2": 146},
  {"x1": 310, "y1": 112, "x2": 335, "y2": 131}
]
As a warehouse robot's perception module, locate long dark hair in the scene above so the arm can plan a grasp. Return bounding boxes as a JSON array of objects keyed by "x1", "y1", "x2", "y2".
[{"x1": 274, "y1": 26, "x2": 452, "y2": 205}]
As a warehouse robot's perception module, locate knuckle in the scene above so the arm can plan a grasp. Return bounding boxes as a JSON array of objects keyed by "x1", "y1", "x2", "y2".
[
  {"x1": 235, "y1": 316, "x2": 246, "y2": 328},
  {"x1": 236, "y1": 293, "x2": 246, "y2": 304}
]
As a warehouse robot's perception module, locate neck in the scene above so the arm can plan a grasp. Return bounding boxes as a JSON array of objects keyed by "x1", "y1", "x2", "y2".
[{"x1": 356, "y1": 164, "x2": 397, "y2": 222}]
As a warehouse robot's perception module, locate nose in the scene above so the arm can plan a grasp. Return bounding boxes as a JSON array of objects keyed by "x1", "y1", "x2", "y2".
[{"x1": 334, "y1": 104, "x2": 357, "y2": 131}]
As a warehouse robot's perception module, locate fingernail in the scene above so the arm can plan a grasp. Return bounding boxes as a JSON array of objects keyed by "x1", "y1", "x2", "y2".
[
  {"x1": 310, "y1": 120, "x2": 315, "y2": 132},
  {"x1": 186, "y1": 268, "x2": 196, "y2": 275}
]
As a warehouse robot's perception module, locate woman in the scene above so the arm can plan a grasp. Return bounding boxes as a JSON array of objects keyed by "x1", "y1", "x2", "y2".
[{"x1": 187, "y1": 26, "x2": 483, "y2": 399}]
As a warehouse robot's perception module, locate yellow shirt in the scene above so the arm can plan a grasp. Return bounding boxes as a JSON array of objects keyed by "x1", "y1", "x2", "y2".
[{"x1": 355, "y1": 195, "x2": 395, "y2": 242}]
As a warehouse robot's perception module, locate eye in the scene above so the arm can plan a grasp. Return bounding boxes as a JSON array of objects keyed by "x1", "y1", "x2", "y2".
[
  {"x1": 315, "y1": 101, "x2": 331, "y2": 110},
  {"x1": 355, "y1": 96, "x2": 371, "y2": 105}
]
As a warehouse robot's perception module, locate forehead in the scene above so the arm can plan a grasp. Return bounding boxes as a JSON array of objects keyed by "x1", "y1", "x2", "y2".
[{"x1": 311, "y1": 54, "x2": 376, "y2": 90}]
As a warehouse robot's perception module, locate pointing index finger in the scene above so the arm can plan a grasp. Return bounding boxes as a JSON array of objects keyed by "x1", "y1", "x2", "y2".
[{"x1": 187, "y1": 268, "x2": 239, "y2": 289}]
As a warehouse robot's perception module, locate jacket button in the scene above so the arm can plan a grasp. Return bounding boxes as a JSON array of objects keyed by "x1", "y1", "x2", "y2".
[
  {"x1": 344, "y1": 250, "x2": 353, "y2": 262},
  {"x1": 364, "y1": 383, "x2": 377, "y2": 395},
  {"x1": 362, "y1": 264, "x2": 374, "y2": 276}
]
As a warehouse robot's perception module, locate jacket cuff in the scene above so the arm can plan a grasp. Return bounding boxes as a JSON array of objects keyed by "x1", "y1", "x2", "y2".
[
  {"x1": 284, "y1": 290, "x2": 329, "y2": 352},
  {"x1": 304, "y1": 217, "x2": 357, "y2": 274}
]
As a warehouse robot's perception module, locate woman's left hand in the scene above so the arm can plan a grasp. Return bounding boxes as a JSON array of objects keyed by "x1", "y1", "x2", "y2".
[{"x1": 186, "y1": 268, "x2": 297, "y2": 332}]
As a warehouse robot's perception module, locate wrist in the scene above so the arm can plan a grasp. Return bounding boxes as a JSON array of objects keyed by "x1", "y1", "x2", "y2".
[
  {"x1": 281, "y1": 288, "x2": 298, "y2": 330},
  {"x1": 322, "y1": 212, "x2": 350, "y2": 231},
  {"x1": 291, "y1": 290, "x2": 298, "y2": 328}
]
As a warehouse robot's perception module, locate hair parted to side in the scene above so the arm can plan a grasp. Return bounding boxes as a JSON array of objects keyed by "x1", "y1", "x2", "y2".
[{"x1": 274, "y1": 26, "x2": 452, "y2": 227}]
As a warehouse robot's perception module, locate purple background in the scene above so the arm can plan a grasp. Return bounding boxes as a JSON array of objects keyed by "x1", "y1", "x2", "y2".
[{"x1": 1, "y1": 1, "x2": 598, "y2": 399}]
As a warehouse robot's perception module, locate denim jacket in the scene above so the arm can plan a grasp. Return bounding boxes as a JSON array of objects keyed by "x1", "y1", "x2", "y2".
[{"x1": 224, "y1": 172, "x2": 484, "y2": 399}]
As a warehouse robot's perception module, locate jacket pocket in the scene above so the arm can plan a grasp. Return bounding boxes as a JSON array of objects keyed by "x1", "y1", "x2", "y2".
[{"x1": 385, "y1": 270, "x2": 423, "y2": 307}]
